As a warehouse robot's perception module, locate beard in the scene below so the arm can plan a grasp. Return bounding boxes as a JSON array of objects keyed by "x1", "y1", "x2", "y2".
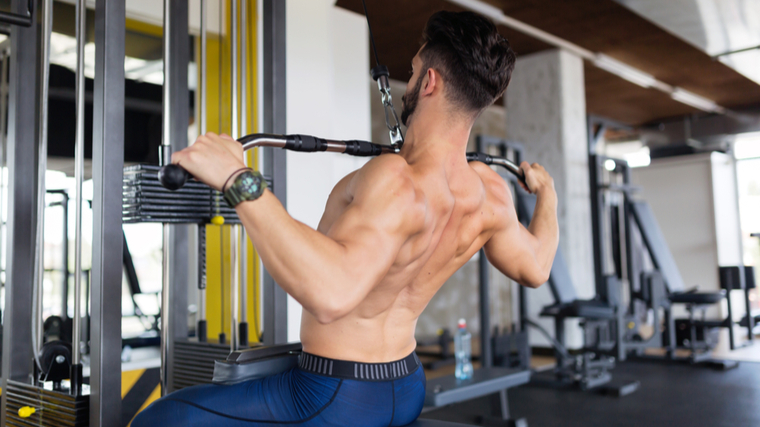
[{"x1": 400, "y1": 75, "x2": 424, "y2": 128}]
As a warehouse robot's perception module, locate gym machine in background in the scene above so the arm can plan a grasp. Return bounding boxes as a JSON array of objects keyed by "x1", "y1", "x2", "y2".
[
  {"x1": 588, "y1": 143, "x2": 754, "y2": 367},
  {"x1": 2, "y1": 0, "x2": 126, "y2": 425}
]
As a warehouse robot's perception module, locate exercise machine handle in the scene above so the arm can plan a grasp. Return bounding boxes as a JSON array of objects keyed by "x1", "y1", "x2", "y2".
[
  {"x1": 158, "y1": 134, "x2": 528, "y2": 191},
  {"x1": 466, "y1": 152, "x2": 527, "y2": 188}
]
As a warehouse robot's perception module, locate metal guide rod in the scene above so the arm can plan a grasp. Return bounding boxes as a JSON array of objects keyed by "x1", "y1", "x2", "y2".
[
  {"x1": 32, "y1": 0, "x2": 52, "y2": 371},
  {"x1": 198, "y1": 0, "x2": 207, "y2": 330},
  {"x1": 161, "y1": 223, "x2": 171, "y2": 394},
  {"x1": 72, "y1": 0, "x2": 86, "y2": 372},
  {"x1": 200, "y1": 0, "x2": 207, "y2": 135},
  {"x1": 230, "y1": 0, "x2": 241, "y2": 349},
  {"x1": 239, "y1": 0, "x2": 249, "y2": 346},
  {"x1": 0, "y1": 51, "x2": 7, "y2": 292},
  {"x1": 231, "y1": 0, "x2": 238, "y2": 140},
  {"x1": 160, "y1": 0, "x2": 171, "y2": 396},
  {"x1": 230, "y1": 225, "x2": 239, "y2": 351}
]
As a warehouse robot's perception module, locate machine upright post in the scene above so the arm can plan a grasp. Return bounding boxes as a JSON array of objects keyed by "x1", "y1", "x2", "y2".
[
  {"x1": 160, "y1": 0, "x2": 190, "y2": 395},
  {"x1": 262, "y1": 0, "x2": 289, "y2": 346},
  {"x1": 90, "y1": 1, "x2": 126, "y2": 422},
  {"x1": 197, "y1": 0, "x2": 208, "y2": 343},
  {"x1": 1, "y1": 4, "x2": 41, "y2": 420}
]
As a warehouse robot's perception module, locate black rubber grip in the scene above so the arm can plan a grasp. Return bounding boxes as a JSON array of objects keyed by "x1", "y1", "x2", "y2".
[
  {"x1": 370, "y1": 65, "x2": 390, "y2": 81},
  {"x1": 466, "y1": 152, "x2": 527, "y2": 189},
  {"x1": 344, "y1": 140, "x2": 384, "y2": 156},
  {"x1": 466, "y1": 152, "x2": 493, "y2": 164},
  {"x1": 283, "y1": 134, "x2": 328, "y2": 152},
  {"x1": 158, "y1": 164, "x2": 191, "y2": 191}
]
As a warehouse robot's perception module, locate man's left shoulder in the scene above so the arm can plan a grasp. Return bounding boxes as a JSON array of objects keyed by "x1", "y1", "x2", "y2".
[
  {"x1": 364, "y1": 153, "x2": 411, "y2": 174},
  {"x1": 356, "y1": 154, "x2": 414, "y2": 189}
]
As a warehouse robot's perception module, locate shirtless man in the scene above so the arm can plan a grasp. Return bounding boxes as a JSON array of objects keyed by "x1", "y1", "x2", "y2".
[{"x1": 134, "y1": 10, "x2": 558, "y2": 427}]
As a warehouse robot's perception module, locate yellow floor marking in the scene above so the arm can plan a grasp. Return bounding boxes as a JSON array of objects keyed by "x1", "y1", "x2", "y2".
[
  {"x1": 121, "y1": 369, "x2": 146, "y2": 398},
  {"x1": 127, "y1": 384, "x2": 161, "y2": 427}
]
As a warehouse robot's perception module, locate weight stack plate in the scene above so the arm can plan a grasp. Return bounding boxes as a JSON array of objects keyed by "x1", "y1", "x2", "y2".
[
  {"x1": 4, "y1": 380, "x2": 89, "y2": 427},
  {"x1": 171, "y1": 340, "x2": 236, "y2": 391}
]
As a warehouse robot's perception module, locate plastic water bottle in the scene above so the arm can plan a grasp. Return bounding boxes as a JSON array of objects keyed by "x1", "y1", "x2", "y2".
[{"x1": 454, "y1": 318, "x2": 474, "y2": 380}]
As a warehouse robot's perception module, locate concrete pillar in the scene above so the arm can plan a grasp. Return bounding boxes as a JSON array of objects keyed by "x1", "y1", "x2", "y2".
[{"x1": 506, "y1": 49, "x2": 594, "y2": 348}]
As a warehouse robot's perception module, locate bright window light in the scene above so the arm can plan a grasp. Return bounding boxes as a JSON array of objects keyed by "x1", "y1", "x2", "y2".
[
  {"x1": 48, "y1": 31, "x2": 197, "y2": 89},
  {"x1": 605, "y1": 140, "x2": 651, "y2": 168},
  {"x1": 735, "y1": 132, "x2": 760, "y2": 160}
]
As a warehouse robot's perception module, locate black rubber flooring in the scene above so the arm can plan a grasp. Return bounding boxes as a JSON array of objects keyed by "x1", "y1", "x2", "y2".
[{"x1": 420, "y1": 359, "x2": 760, "y2": 427}]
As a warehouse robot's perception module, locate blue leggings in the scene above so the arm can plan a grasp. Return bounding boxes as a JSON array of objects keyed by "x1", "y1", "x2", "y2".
[{"x1": 132, "y1": 356, "x2": 426, "y2": 426}]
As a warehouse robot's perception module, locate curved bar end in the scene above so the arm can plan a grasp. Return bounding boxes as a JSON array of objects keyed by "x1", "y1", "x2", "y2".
[{"x1": 158, "y1": 164, "x2": 190, "y2": 191}]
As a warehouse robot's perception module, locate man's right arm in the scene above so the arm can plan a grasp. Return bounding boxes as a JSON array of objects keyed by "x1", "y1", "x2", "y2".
[{"x1": 481, "y1": 162, "x2": 559, "y2": 288}]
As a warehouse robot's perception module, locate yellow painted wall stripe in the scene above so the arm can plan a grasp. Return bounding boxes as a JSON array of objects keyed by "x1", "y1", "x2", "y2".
[{"x1": 204, "y1": 0, "x2": 262, "y2": 344}]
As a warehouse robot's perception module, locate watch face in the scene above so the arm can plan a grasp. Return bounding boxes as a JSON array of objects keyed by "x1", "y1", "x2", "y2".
[{"x1": 238, "y1": 172, "x2": 261, "y2": 197}]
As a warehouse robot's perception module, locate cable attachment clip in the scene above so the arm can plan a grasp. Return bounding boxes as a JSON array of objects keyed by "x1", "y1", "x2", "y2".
[{"x1": 371, "y1": 65, "x2": 404, "y2": 149}]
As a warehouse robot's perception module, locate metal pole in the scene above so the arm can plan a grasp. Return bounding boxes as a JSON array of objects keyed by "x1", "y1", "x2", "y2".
[
  {"x1": 161, "y1": 0, "x2": 190, "y2": 393},
  {"x1": 0, "y1": 51, "x2": 7, "y2": 298},
  {"x1": 71, "y1": 0, "x2": 87, "y2": 394},
  {"x1": 239, "y1": 0, "x2": 249, "y2": 347},
  {"x1": 197, "y1": 0, "x2": 208, "y2": 341},
  {"x1": 230, "y1": 225, "x2": 239, "y2": 351},
  {"x1": 479, "y1": 248, "x2": 492, "y2": 368},
  {"x1": 90, "y1": 0, "x2": 125, "y2": 422},
  {"x1": 232, "y1": 0, "x2": 238, "y2": 141},
  {"x1": 33, "y1": 0, "x2": 52, "y2": 369},
  {"x1": 230, "y1": 0, "x2": 241, "y2": 349},
  {"x1": 62, "y1": 192, "x2": 69, "y2": 319},
  {"x1": 160, "y1": 0, "x2": 172, "y2": 396},
  {"x1": 262, "y1": 0, "x2": 288, "y2": 346},
  {"x1": 2, "y1": 0, "x2": 40, "y2": 403}
]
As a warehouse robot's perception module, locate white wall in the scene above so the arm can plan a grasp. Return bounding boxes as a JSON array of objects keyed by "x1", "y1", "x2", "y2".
[
  {"x1": 632, "y1": 152, "x2": 745, "y2": 322},
  {"x1": 285, "y1": 0, "x2": 371, "y2": 341}
]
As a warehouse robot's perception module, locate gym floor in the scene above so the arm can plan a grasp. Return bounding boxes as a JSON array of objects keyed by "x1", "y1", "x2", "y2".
[{"x1": 421, "y1": 359, "x2": 760, "y2": 427}]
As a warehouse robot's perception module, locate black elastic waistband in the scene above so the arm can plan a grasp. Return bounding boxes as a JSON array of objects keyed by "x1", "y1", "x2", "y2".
[{"x1": 297, "y1": 351, "x2": 420, "y2": 382}]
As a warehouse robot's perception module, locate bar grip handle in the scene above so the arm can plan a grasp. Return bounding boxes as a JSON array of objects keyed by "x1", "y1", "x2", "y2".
[{"x1": 466, "y1": 152, "x2": 527, "y2": 189}]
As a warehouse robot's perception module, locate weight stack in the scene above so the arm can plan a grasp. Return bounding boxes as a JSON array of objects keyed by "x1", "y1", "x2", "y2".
[
  {"x1": 171, "y1": 340, "x2": 239, "y2": 391},
  {"x1": 123, "y1": 165, "x2": 272, "y2": 224},
  {"x1": 4, "y1": 380, "x2": 89, "y2": 427}
]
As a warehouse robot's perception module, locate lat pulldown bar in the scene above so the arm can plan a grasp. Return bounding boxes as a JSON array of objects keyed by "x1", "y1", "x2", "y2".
[{"x1": 157, "y1": 134, "x2": 526, "y2": 191}]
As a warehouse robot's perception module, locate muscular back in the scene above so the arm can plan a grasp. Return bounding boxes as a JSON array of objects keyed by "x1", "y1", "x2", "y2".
[{"x1": 302, "y1": 154, "x2": 517, "y2": 362}]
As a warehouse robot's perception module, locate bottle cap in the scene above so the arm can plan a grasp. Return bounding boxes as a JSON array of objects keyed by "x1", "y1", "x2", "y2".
[{"x1": 458, "y1": 318, "x2": 466, "y2": 329}]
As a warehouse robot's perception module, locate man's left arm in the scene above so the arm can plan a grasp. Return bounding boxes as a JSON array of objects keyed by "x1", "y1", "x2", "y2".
[{"x1": 172, "y1": 133, "x2": 423, "y2": 324}]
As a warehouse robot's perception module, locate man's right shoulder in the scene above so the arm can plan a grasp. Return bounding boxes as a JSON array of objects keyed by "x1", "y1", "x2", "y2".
[
  {"x1": 469, "y1": 160, "x2": 513, "y2": 205},
  {"x1": 468, "y1": 160, "x2": 517, "y2": 237}
]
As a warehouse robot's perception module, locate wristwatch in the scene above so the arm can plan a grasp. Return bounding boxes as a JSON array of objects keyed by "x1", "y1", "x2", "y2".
[{"x1": 223, "y1": 170, "x2": 268, "y2": 208}]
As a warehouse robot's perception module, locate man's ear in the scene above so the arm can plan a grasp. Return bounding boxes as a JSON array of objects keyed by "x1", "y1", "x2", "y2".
[{"x1": 422, "y1": 68, "x2": 438, "y2": 97}]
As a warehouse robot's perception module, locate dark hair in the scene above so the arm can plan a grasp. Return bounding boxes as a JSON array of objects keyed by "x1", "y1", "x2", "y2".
[{"x1": 420, "y1": 11, "x2": 516, "y2": 114}]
